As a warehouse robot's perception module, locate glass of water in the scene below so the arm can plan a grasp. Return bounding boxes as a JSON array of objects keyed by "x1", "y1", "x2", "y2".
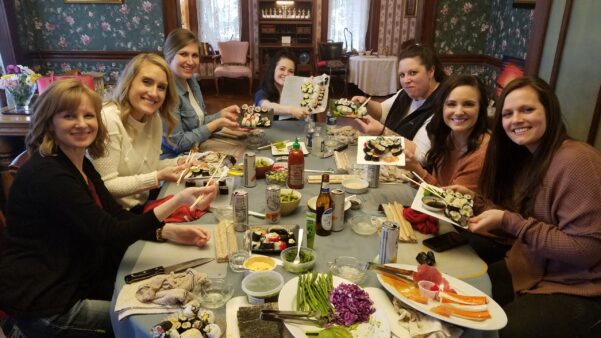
[
  {"x1": 228, "y1": 250, "x2": 250, "y2": 272},
  {"x1": 197, "y1": 278, "x2": 234, "y2": 308}
]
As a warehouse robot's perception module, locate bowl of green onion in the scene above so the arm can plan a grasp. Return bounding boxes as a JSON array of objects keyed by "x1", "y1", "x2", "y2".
[{"x1": 279, "y1": 188, "x2": 301, "y2": 216}]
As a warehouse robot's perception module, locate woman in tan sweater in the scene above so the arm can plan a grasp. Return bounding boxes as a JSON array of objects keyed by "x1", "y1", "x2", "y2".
[
  {"x1": 404, "y1": 75, "x2": 490, "y2": 191},
  {"x1": 463, "y1": 77, "x2": 601, "y2": 337}
]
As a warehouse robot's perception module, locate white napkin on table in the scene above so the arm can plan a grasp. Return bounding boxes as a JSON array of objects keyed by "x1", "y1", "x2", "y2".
[
  {"x1": 392, "y1": 298, "x2": 463, "y2": 338},
  {"x1": 114, "y1": 268, "x2": 208, "y2": 320}
]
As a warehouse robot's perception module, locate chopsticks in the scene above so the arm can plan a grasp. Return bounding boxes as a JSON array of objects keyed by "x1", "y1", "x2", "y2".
[
  {"x1": 190, "y1": 155, "x2": 226, "y2": 209},
  {"x1": 260, "y1": 310, "x2": 326, "y2": 326},
  {"x1": 358, "y1": 96, "x2": 372, "y2": 110},
  {"x1": 367, "y1": 262, "x2": 417, "y2": 286},
  {"x1": 211, "y1": 138, "x2": 240, "y2": 146},
  {"x1": 257, "y1": 139, "x2": 290, "y2": 150},
  {"x1": 176, "y1": 149, "x2": 196, "y2": 185},
  {"x1": 401, "y1": 173, "x2": 445, "y2": 200}
]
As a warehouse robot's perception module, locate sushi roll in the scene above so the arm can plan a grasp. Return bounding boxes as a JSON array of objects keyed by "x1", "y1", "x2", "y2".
[
  {"x1": 390, "y1": 147, "x2": 403, "y2": 156},
  {"x1": 180, "y1": 321, "x2": 192, "y2": 331},
  {"x1": 364, "y1": 150, "x2": 373, "y2": 161},
  {"x1": 203, "y1": 323, "x2": 222, "y2": 338},
  {"x1": 372, "y1": 143, "x2": 386, "y2": 155},
  {"x1": 241, "y1": 104, "x2": 248, "y2": 111},
  {"x1": 274, "y1": 241, "x2": 287, "y2": 250},
  {"x1": 251, "y1": 230, "x2": 264, "y2": 241},
  {"x1": 268, "y1": 227, "x2": 288, "y2": 236},
  {"x1": 151, "y1": 321, "x2": 173, "y2": 336},
  {"x1": 180, "y1": 328, "x2": 203, "y2": 338},
  {"x1": 371, "y1": 153, "x2": 381, "y2": 162},
  {"x1": 197, "y1": 309, "x2": 215, "y2": 324},
  {"x1": 264, "y1": 232, "x2": 280, "y2": 243},
  {"x1": 259, "y1": 242, "x2": 274, "y2": 250}
]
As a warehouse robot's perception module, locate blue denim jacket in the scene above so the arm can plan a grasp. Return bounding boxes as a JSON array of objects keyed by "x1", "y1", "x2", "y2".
[{"x1": 161, "y1": 77, "x2": 221, "y2": 158}]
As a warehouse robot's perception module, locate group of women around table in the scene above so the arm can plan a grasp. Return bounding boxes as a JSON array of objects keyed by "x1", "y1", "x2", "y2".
[{"x1": 0, "y1": 27, "x2": 599, "y2": 338}]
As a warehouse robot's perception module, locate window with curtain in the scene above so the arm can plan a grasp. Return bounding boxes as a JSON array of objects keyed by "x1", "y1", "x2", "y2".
[
  {"x1": 197, "y1": 0, "x2": 240, "y2": 47},
  {"x1": 327, "y1": 0, "x2": 370, "y2": 52}
]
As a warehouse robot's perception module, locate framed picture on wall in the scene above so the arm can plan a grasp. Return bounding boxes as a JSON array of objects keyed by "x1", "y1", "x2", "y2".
[
  {"x1": 496, "y1": 55, "x2": 525, "y2": 97},
  {"x1": 513, "y1": 0, "x2": 536, "y2": 8},
  {"x1": 64, "y1": 0, "x2": 123, "y2": 3},
  {"x1": 405, "y1": 0, "x2": 418, "y2": 18}
]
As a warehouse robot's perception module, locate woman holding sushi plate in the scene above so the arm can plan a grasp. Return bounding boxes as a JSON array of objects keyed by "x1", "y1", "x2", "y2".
[{"x1": 453, "y1": 77, "x2": 601, "y2": 337}]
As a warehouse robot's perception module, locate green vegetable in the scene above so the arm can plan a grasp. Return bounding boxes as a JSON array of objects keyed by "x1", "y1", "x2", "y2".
[
  {"x1": 284, "y1": 248, "x2": 314, "y2": 263},
  {"x1": 256, "y1": 158, "x2": 271, "y2": 167},
  {"x1": 295, "y1": 272, "x2": 334, "y2": 320},
  {"x1": 280, "y1": 190, "x2": 299, "y2": 203},
  {"x1": 266, "y1": 170, "x2": 287, "y2": 185},
  {"x1": 316, "y1": 327, "x2": 353, "y2": 338}
]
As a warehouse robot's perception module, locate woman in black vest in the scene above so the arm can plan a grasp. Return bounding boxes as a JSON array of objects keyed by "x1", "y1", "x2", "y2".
[{"x1": 345, "y1": 44, "x2": 446, "y2": 163}]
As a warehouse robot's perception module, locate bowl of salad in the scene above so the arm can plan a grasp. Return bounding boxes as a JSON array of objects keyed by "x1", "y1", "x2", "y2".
[
  {"x1": 255, "y1": 156, "x2": 274, "y2": 178},
  {"x1": 280, "y1": 188, "x2": 301, "y2": 216}
]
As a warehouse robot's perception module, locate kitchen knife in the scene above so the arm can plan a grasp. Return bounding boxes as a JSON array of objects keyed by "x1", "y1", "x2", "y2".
[{"x1": 124, "y1": 257, "x2": 214, "y2": 284}]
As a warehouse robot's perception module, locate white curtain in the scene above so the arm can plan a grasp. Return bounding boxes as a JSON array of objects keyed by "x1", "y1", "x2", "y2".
[
  {"x1": 197, "y1": 0, "x2": 241, "y2": 47},
  {"x1": 327, "y1": 0, "x2": 370, "y2": 52}
]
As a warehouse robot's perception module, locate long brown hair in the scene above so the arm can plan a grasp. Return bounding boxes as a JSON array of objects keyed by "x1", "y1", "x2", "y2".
[
  {"x1": 479, "y1": 76, "x2": 568, "y2": 215},
  {"x1": 109, "y1": 53, "x2": 178, "y2": 136},
  {"x1": 26, "y1": 79, "x2": 107, "y2": 158},
  {"x1": 164, "y1": 28, "x2": 199, "y2": 65},
  {"x1": 425, "y1": 75, "x2": 489, "y2": 172}
]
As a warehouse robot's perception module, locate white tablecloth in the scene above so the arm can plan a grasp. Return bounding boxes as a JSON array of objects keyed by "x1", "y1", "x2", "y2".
[{"x1": 348, "y1": 55, "x2": 399, "y2": 96}]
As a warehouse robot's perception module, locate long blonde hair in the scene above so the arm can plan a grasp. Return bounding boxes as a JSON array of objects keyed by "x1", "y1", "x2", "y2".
[
  {"x1": 26, "y1": 79, "x2": 107, "y2": 158},
  {"x1": 109, "y1": 53, "x2": 178, "y2": 136}
]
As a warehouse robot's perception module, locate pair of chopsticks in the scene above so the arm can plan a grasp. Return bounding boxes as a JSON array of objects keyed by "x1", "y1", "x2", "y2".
[
  {"x1": 367, "y1": 262, "x2": 417, "y2": 286},
  {"x1": 176, "y1": 149, "x2": 197, "y2": 185},
  {"x1": 402, "y1": 171, "x2": 444, "y2": 199},
  {"x1": 190, "y1": 155, "x2": 227, "y2": 209},
  {"x1": 358, "y1": 96, "x2": 372, "y2": 110},
  {"x1": 257, "y1": 139, "x2": 290, "y2": 150}
]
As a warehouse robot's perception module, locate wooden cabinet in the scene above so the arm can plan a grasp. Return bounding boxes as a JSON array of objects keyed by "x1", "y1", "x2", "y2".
[{"x1": 258, "y1": 0, "x2": 315, "y2": 75}]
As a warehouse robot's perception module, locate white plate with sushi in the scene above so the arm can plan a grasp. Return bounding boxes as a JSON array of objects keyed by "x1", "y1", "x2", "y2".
[
  {"x1": 280, "y1": 74, "x2": 330, "y2": 114},
  {"x1": 410, "y1": 184, "x2": 473, "y2": 228},
  {"x1": 356, "y1": 136, "x2": 405, "y2": 166},
  {"x1": 271, "y1": 141, "x2": 309, "y2": 156},
  {"x1": 278, "y1": 276, "x2": 391, "y2": 338}
]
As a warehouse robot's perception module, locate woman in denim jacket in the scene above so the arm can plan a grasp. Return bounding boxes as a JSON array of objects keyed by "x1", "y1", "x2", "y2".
[{"x1": 161, "y1": 29, "x2": 240, "y2": 158}]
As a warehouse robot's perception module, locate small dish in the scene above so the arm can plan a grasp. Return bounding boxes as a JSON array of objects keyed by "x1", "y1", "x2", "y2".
[
  {"x1": 350, "y1": 215, "x2": 378, "y2": 235},
  {"x1": 241, "y1": 270, "x2": 284, "y2": 304},
  {"x1": 417, "y1": 280, "x2": 438, "y2": 300},
  {"x1": 281, "y1": 246, "x2": 316, "y2": 274},
  {"x1": 329, "y1": 256, "x2": 368, "y2": 283},
  {"x1": 197, "y1": 278, "x2": 234, "y2": 309},
  {"x1": 342, "y1": 177, "x2": 369, "y2": 194},
  {"x1": 280, "y1": 189, "x2": 301, "y2": 216},
  {"x1": 421, "y1": 196, "x2": 446, "y2": 212},
  {"x1": 255, "y1": 156, "x2": 274, "y2": 178},
  {"x1": 243, "y1": 255, "x2": 277, "y2": 272}
]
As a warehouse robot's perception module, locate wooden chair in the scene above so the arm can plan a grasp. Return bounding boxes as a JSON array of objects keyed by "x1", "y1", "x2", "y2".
[
  {"x1": 317, "y1": 42, "x2": 348, "y2": 96},
  {"x1": 213, "y1": 41, "x2": 253, "y2": 96}
]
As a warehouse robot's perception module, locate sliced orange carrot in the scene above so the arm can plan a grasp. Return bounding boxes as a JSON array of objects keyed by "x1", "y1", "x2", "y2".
[
  {"x1": 439, "y1": 291, "x2": 488, "y2": 305},
  {"x1": 431, "y1": 305, "x2": 491, "y2": 321}
]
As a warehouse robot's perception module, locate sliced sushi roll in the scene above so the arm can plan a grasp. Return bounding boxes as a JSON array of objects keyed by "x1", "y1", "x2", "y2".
[
  {"x1": 372, "y1": 143, "x2": 386, "y2": 154},
  {"x1": 241, "y1": 104, "x2": 249, "y2": 111},
  {"x1": 371, "y1": 153, "x2": 381, "y2": 162},
  {"x1": 197, "y1": 309, "x2": 215, "y2": 324},
  {"x1": 268, "y1": 227, "x2": 288, "y2": 236},
  {"x1": 259, "y1": 242, "x2": 274, "y2": 250},
  {"x1": 203, "y1": 323, "x2": 222, "y2": 338},
  {"x1": 264, "y1": 232, "x2": 280, "y2": 243},
  {"x1": 390, "y1": 147, "x2": 403, "y2": 156},
  {"x1": 251, "y1": 230, "x2": 264, "y2": 241},
  {"x1": 364, "y1": 150, "x2": 373, "y2": 161}
]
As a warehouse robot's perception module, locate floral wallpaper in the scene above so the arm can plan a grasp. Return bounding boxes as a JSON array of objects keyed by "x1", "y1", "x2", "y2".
[
  {"x1": 434, "y1": 0, "x2": 490, "y2": 54},
  {"x1": 485, "y1": 0, "x2": 533, "y2": 60},
  {"x1": 14, "y1": 0, "x2": 165, "y2": 52}
]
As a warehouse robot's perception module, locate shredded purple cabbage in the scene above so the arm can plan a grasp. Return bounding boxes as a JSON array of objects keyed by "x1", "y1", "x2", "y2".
[{"x1": 328, "y1": 283, "x2": 375, "y2": 326}]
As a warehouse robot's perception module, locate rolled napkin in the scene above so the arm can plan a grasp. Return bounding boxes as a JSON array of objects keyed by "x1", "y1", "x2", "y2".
[
  {"x1": 115, "y1": 268, "x2": 208, "y2": 320},
  {"x1": 144, "y1": 195, "x2": 207, "y2": 223},
  {"x1": 404, "y1": 208, "x2": 439, "y2": 235},
  {"x1": 392, "y1": 298, "x2": 463, "y2": 338}
]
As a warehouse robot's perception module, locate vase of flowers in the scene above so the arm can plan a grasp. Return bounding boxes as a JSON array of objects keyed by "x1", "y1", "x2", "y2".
[{"x1": 1, "y1": 65, "x2": 41, "y2": 114}]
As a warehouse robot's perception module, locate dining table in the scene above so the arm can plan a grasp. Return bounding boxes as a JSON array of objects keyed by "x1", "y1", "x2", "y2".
[
  {"x1": 110, "y1": 120, "x2": 499, "y2": 338},
  {"x1": 348, "y1": 55, "x2": 399, "y2": 96}
]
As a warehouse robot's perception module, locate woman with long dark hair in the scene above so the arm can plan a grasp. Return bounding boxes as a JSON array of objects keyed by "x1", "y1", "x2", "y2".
[
  {"x1": 254, "y1": 49, "x2": 310, "y2": 120},
  {"x1": 461, "y1": 76, "x2": 601, "y2": 337},
  {"x1": 405, "y1": 75, "x2": 490, "y2": 191}
]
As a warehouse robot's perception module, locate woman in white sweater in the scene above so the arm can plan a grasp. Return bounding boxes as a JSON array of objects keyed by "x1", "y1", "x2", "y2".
[{"x1": 92, "y1": 53, "x2": 186, "y2": 211}]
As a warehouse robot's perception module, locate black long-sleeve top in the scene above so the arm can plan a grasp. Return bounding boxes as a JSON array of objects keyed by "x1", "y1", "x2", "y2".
[{"x1": 0, "y1": 149, "x2": 163, "y2": 318}]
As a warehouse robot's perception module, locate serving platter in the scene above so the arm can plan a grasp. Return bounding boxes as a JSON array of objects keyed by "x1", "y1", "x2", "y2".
[
  {"x1": 377, "y1": 263, "x2": 507, "y2": 330},
  {"x1": 247, "y1": 224, "x2": 299, "y2": 254},
  {"x1": 278, "y1": 276, "x2": 391, "y2": 338},
  {"x1": 280, "y1": 74, "x2": 330, "y2": 114},
  {"x1": 410, "y1": 184, "x2": 465, "y2": 228},
  {"x1": 356, "y1": 136, "x2": 405, "y2": 166}
]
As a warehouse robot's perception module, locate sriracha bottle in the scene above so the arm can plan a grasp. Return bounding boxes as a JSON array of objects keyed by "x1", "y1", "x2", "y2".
[{"x1": 287, "y1": 138, "x2": 304, "y2": 189}]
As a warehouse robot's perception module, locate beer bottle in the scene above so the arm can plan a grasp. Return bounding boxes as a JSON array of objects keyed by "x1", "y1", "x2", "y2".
[{"x1": 316, "y1": 174, "x2": 333, "y2": 236}]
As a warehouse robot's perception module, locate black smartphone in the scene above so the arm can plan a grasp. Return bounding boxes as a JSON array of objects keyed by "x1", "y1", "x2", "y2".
[{"x1": 422, "y1": 232, "x2": 469, "y2": 252}]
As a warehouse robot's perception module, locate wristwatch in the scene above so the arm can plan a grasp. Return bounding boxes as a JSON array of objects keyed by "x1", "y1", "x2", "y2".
[{"x1": 156, "y1": 226, "x2": 167, "y2": 242}]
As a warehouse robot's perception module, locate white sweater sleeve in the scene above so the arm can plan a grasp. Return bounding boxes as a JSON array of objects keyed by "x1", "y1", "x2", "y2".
[{"x1": 91, "y1": 107, "x2": 159, "y2": 199}]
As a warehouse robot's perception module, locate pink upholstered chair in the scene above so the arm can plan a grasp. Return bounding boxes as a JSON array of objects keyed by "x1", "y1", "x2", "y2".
[{"x1": 213, "y1": 41, "x2": 253, "y2": 96}]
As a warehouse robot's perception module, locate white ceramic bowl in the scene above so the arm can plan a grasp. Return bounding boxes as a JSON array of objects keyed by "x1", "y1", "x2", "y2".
[
  {"x1": 307, "y1": 196, "x2": 351, "y2": 211},
  {"x1": 342, "y1": 178, "x2": 369, "y2": 194}
]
